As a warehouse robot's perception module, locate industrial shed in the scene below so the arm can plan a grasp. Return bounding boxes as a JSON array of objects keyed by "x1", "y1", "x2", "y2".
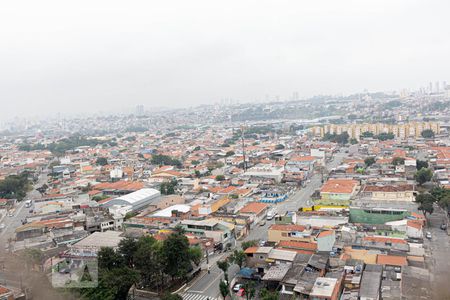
[{"x1": 102, "y1": 188, "x2": 161, "y2": 211}]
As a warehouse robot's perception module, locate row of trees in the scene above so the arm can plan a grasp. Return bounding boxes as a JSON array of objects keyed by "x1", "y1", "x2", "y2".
[
  {"x1": 360, "y1": 129, "x2": 435, "y2": 140},
  {"x1": 151, "y1": 154, "x2": 183, "y2": 168},
  {"x1": 75, "y1": 226, "x2": 202, "y2": 300},
  {"x1": 322, "y1": 132, "x2": 349, "y2": 144}
]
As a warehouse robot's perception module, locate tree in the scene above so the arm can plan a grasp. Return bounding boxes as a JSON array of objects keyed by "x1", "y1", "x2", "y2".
[
  {"x1": 118, "y1": 237, "x2": 138, "y2": 267},
  {"x1": 0, "y1": 172, "x2": 31, "y2": 201},
  {"x1": 361, "y1": 131, "x2": 374, "y2": 138},
  {"x1": 23, "y1": 248, "x2": 43, "y2": 267},
  {"x1": 241, "y1": 240, "x2": 258, "y2": 250},
  {"x1": 415, "y1": 193, "x2": 435, "y2": 216},
  {"x1": 350, "y1": 138, "x2": 358, "y2": 145},
  {"x1": 215, "y1": 175, "x2": 225, "y2": 181},
  {"x1": 335, "y1": 132, "x2": 349, "y2": 144},
  {"x1": 392, "y1": 157, "x2": 405, "y2": 166},
  {"x1": 414, "y1": 168, "x2": 433, "y2": 185},
  {"x1": 161, "y1": 294, "x2": 183, "y2": 300},
  {"x1": 162, "y1": 226, "x2": 192, "y2": 280},
  {"x1": 134, "y1": 236, "x2": 164, "y2": 289},
  {"x1": 96, "y1": 157, "x2": 108, "y2": 166},
  {"x1": 375, "y1": 132, "x2": 395, "y2": 141},
  {"x1": 364, "y1": 157, "x2": 376, "y2": 167},
  {"x1": 230, "y1": 249, "x2": 246, "y2": 269},
  {"x1": 421, "y1": 129, "x2": 435, "y2": 138},
  {"x1": 188, "y1": 246, "x2": 202, "y2": 266},
  {"x1": 98, "y1": 247, "x2": 123, "y2": 270},
  {"x1": 243, "y1": 282, "x2": 256, "y2": 300},
  {"x1": 160, "y1": 179, "x2": 178, "y2": 195},
  {"x1": 37, "y1": 183, "x2": 48, "y2": 196},
  {"x1": 217, "y1": 259, "x2": 230, "y2": 282},
  {"x1": 219, "y1": 280, "x2": 229, "y2": 299},
  {"x1": 259, "y1": 288, "x2": 279, "y2": 300},
  {"x1": 225, "y1": 151, "x2": 235, "y2": 157},
  {"x1": 416, "y1": 160, "x2": 429, "y2": 170}
]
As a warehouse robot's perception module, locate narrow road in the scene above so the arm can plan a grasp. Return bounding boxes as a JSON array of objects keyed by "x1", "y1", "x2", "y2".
[{"x1": 426, "y1": 207, "x2": 450, "y2": 299}]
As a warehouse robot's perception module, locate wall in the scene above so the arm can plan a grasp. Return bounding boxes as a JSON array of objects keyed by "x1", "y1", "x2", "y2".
[{"x1": 350, "y1": 208, "x2": 410, "y2": 224}]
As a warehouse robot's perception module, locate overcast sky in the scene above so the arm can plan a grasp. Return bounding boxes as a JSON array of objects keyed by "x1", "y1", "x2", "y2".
[{"x1": 0, "y1": 0, "x2": 449, "y2": 119}]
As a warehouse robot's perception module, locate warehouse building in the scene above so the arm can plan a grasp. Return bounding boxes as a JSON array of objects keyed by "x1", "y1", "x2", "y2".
[{"x1": 102, "y1": 188, "x2": 161, "y2": 212}]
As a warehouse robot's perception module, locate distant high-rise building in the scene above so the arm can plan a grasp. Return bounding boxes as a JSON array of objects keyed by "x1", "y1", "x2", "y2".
[
  {"x1": 435, "y1": 81, "x2": 440, "y2": 93},
  {"x1": 135, "y1": 104, "x2": 144, "y2": 116}
]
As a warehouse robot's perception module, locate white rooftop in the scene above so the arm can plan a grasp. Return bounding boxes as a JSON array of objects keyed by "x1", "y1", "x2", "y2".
[
  {"x1": 310, "y1": 277, "x2": 337, "y2": 297},
  {"x1": 115, "y1": 188, "x2": 160, "y2": 204},
  {"x1": 73, "y1": 231, "x2": 124, "y2": 249},
  {"x1": 152, "y1": 204, "x2": 191, "y2": 217}
]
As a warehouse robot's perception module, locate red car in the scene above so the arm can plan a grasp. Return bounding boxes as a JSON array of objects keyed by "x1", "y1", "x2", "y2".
[{"x1": 237, "y1": 288, "x2": 245, "y2": 297}]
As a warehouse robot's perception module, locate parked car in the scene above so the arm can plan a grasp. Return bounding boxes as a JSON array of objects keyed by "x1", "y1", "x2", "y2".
[
  {"x1": 236, "y1": 288, "x2": 245, "y2": 297},
  {"x1": 259, "y1": 220, "x2": 266, "y2": 226},
  {"x1": 441, "y1": 223, "x2": 447, "y2": 230},
  {"x1": 259, "y1": 240, "x2": 266, "y2": 247},
  {"x1": 426, "y1": 231, "x2": 432, "y2": 239},
  {"x1": 233, "y1": 283, "x2": 242, "y2": 292},
  {"x1": 0, "y1": 223, "x2": 5, "y2": 230}
]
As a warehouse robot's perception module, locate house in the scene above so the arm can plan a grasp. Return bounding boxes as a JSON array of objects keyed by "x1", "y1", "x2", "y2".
[
  {"x1": 360, "y1": 184, "x2": 416, "y2": 202},
  {"x1": 268, "y1": 224, "x2": 313, "y2": 243},
  {"x1": 180, "y1": 219, "x2": 234, "y2": 245},
  {"x1": 310, "y1": 277, "x2": 340, "y2": 300},
  {"x1": 320, "y1": 179, "x2": 359, "y2": 204},
  {"x1": 0, "y1": 286, "x2": 14, "y2": 300},
  {"x1": 359, "y1": 264, "x2": 382, "y2": 300},
  {"x1": 245, "y1": 164, "x2": 284, "y2": 183},
  {"x1": 376, "y1": 254, "x2": 408, "y2": 267},
  {"x1": 406, "y1": 220, "x2": 423, "y2": 239},
  {"x1": 245, "y1": 246, "x2": 273, "y2": 272},
  {"x1": 238, "y1": 202, "x2": 268, "y2": 224},
  {"x1": 69, "y1": 230, "x2": 124, "y2": 257},
  {"x1": 316, "y1": 230, "x2": 335, "y2": 252}
]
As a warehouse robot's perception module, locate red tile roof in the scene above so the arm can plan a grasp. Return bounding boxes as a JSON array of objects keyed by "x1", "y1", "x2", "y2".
[
  {"x1": 270, "y1": 224, "x2": 306, "y2": 232},
  {"x1": 244, "y1": 246, "x2": 259, "y2": 254},
  {"x1": 317, "y1": 230, "x2": 334, "y2": 238},
  {"x1": 363, "y1": 236, "x2": 407, "y2": 244},
  {"x1": 320, "y1": 179, "x2": 358, "y2": 194},
  {"x1": 377, "y1": 254, "x2": 407, "y2": 266},
  {"x1": 239, "y1": 202, "x2": 268, "y2": 214},
  {"x1": 277, "y1": 240, "x2": 317, "y2": 250}
]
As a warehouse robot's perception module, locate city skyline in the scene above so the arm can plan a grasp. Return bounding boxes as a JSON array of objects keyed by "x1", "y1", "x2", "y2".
[{"x1": 1, "y1": 0, "x2": 450, "y2": 119}]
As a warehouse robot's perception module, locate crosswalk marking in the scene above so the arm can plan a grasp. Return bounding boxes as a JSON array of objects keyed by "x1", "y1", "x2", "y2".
[{"x1": 182, "y1": 292, "x2": 218, "y2": 300}]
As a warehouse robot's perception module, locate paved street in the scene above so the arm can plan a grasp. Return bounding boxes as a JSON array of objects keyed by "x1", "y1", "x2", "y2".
[
  {"x1": 0, "y1": 172, "x2": 47, "y2": 252},
  {"x1": 425, "y1": 207, "x2": 450, "y2": 299}
]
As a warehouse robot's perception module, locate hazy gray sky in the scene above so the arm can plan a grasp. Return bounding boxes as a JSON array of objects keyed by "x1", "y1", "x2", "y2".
[{"x1": 1, "y1": 0, "x2": 449, "y2": 119}]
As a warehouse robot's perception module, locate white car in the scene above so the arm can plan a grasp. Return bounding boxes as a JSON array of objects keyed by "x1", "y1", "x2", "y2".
[
  {"x1": 426, "y1": 232, "x2": 432, "y2": 239},
  {"x1": 233, "y1": 284, "x2": 243, "y2": 292},
  {"x1": 0, "y1": 223, "x2": 5, "y2": 230}
]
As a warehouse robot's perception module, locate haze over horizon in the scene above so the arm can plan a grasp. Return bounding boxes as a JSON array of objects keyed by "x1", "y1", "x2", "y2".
[{"x1": 1, "y1": 0, "x2": 450, "y2": 120}]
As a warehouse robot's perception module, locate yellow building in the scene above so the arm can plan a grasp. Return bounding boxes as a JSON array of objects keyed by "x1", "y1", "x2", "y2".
[{"x1": 311, "y1": 121, "x2": 440, "y2": 140}]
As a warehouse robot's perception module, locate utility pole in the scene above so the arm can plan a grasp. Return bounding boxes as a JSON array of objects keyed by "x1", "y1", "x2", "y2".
[{"x1": 241, "y1": 125, "x2": 247, "y2": 171}]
